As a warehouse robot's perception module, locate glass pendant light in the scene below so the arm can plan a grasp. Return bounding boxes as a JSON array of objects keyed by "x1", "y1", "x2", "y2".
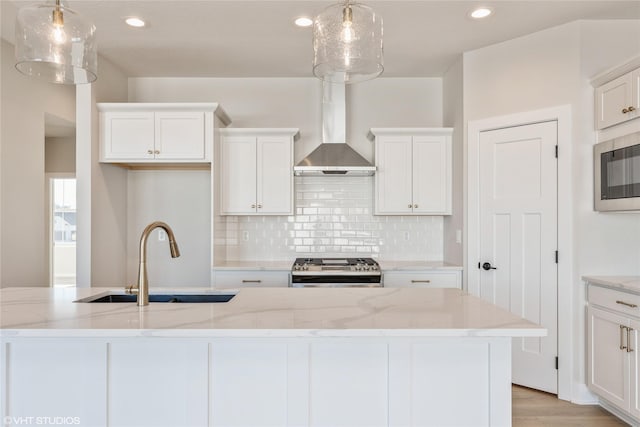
[
  {"x1": 313, "y1": 1, "x2": 383, "y2": 84},
  {"x1": 15, "y1": 0, "x2": 97, "y2": 84}
]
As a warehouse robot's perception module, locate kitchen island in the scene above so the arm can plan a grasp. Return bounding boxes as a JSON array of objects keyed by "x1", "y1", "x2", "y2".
[{"x1": 1, "y1": 287, "x2": 544, "y2": 427}]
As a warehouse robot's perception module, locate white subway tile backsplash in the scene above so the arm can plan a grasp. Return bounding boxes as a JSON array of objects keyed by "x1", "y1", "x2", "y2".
[{"x1": 218, "y1": 176, "x2": 443, "y2": 261}]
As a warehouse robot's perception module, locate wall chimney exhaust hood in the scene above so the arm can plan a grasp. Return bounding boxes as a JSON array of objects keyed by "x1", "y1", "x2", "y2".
[{"x1": 294, "y1": 83, "x2": 375, "y2": 176}]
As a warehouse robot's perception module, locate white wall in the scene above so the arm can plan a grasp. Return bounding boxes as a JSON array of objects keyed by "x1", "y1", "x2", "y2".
[
  {"x1": 45, "y1": 137, "x2": 76, "y2": 174},
  {"x1": 463, "y1": 20, "x2": 640, "y2": 403},
  {"x1": 442, "y1": 57, "x2": 464, "y2": 266},
  {"x1": 348, "y1": 78, "x2": 443, "y2": 161},
  {"x1": 76, "y1": 55, "x2": 129, "y2": 287},
  {"x1": 127, "y1": 170, "x2": 211, "y2": 286},
  {"x1": 1, "y1": 39, "x2": 75, "y2": 287}
]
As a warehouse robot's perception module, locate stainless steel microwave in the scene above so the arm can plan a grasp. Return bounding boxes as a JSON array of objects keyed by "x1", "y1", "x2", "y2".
[{"x1": 594, "y1": 132, "x2": 640, "y2": 211}]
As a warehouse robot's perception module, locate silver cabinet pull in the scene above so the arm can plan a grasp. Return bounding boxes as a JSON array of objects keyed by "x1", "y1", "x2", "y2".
[
  {"x1": 621, "y1": 325, "x2": 627, "y2": 350},
  {"x1": 411, "y1": 280, "x2": 431, "y2": 283},
  {"x1": 147, "y1": 150, "x2": 153, "y2": 154},
  {"x1": 629, "y1": 106, "x2": 636, "y2": 112},
  {"x1": 154, "y1": 150, "x2": 160, "y2": 154},
  {"x1": 251, "y1": 204, "x2": 256, "y2": 209},
  {"x1": 628, "y1": 327, "x2": 634, "y2": 353},
  {"x1": 414, "y1": 204, "x2": 418, "y2": 208},
  {"x1": 623, "y1": 108, "x2": 630, "y2": 114},
  {"x1": 408, "y1": 204, "x2": 412, "y2": 208},
  {"x1": 242, "y1": 280, "x2": 261, "y2": 283},
  {"x1": 257, "y1": 204, "x2": 263, "y2": 208},
  {"x1": 616, "y1": 300, "x2": 638, "y2": 308}
]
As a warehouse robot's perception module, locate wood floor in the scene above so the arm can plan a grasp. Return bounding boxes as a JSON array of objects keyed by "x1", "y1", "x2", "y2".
[{"x1": 512, "y1": 385, "x2": 629, "y2": 426}]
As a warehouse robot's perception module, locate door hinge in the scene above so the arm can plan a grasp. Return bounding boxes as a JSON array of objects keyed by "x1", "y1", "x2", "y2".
[
  {"x1": 555, "y1": 356, "x2": 559, "y2": 370},
  {"x1": 555, "y1": 145, "x2": 558, "y2": 158},
  {"x1": 555, "y1": 251, "x2": 558, "y2": 264}
]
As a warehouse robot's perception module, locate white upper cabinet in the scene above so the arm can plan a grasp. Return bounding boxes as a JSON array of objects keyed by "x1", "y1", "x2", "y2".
[
  {"x1": 595, "y1": 66, "x2": 640, "y2": 130},
  {"x1": 219, "y1": 129, "x2": 299, "y2": 215},
  {"x1": 154, "y1": 111, "x2": 205, "y2": 160},
  {"x1": 98, "y1": 103, "x2": 231, "y2": 164},
  {"x1": 370, "y1": 128, "x2": 452, "y2": 215}
]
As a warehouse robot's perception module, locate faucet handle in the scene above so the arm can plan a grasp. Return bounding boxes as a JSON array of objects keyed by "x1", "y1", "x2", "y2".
[{"x1": 125, "y1": 285, "x2": 139, "y2": 294}]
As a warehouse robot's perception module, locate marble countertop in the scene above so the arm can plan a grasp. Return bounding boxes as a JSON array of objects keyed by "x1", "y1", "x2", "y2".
[
  {"x1": 213, "y1": 260, "x2": 463, "y2": 271},
  {"x1": 583, "y1": 276, "x2": 640, "y2": 294},
  {"x1": 0, "y1": 287, "x2": 543, "y2": 338}
]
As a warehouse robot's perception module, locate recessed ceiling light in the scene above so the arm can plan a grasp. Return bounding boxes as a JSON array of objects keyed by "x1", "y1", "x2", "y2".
[
  {"x1": 470, "y1": 7, "x2": 493, "y2": 19},
  {"x1": 295, "y1": 17, "x2": 313, "y2": 27},
  {"x1": 125, "y1": 17, "x2": 146, "y2": 28}
]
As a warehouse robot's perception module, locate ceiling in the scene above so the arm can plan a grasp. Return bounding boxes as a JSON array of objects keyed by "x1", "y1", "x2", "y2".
[{"x1": 2, "y1": 1, "x2": 640, "y2": 79}]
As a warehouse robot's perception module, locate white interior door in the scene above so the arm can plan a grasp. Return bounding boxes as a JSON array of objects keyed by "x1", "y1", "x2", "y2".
[{"x1": 478, "y1": 121, "x2": 558, "y2": 393}]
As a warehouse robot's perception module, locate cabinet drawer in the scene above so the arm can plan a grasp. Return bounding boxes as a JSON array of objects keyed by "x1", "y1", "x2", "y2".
[
  {"x1": 383, "y1": 271, "x2": 461, "y2": 289},
  {"x1": 589, "y1": 285, "x2": 640, "y2": 318},
  {"x1": 213, "y1": 270, "x2": 290, "y2": 289}
]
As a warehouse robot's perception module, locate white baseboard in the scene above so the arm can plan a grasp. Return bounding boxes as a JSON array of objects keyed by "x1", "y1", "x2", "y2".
[
  {"x1": 572, "y1": 382, "x2": 599, "y2": 405},
  {"x1": 599, "y1": 400, "x2": 640, "y2": 427}
]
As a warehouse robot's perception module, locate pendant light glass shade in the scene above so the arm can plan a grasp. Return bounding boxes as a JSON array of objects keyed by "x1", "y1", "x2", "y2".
[
  {"x1": 313, "y1": 1, "x2": 383, "y2": 84},
  {"x1": 15, "y1": 0, "x2": 97, "y2": 84}
]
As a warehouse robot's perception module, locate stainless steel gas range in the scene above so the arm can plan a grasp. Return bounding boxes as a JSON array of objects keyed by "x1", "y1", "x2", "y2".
[{"x1": 290, "y1": 258, "x2": 382, "y2": 288}]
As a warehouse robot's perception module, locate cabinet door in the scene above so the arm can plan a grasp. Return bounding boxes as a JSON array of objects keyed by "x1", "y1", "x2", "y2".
[
  {"x1": 221, "y1": 136, "x2": 258, "y2": 214},
  {"x1": 155, "y1": 112, "x2": 206, "y2": 160},
  {"x1": 587, "y1": 306, "x2": 629, "y2": 411},
  {"x1": 412, "y1": 135, "x2": 451, "y2": 214},
  {"x1": 596, "y1": 72, "x2": 633, "y2": 129},
  {"x1": 375, "y1": 135, "x2": 413, "y2": 214},
  {"x1": 257, "y1": 136, "x2": 293, "y2": 214},
  {"x1": 630, "y1": 318, "x2": 640, "y2": 420},
  {"x1": 632, "y1": 68, "x2": 640, "y2": 121},
  {"x1": 101, "y1": 111, "x2": 154, "y2": 160}
]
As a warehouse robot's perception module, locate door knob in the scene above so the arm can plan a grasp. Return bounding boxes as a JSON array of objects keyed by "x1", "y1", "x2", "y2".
[
  {"x1": 623, "y1": 108, "x2": 630, "y2": 114},
  {"x1": 482, "y1": 262, "x2": 497, "y2": 271}
]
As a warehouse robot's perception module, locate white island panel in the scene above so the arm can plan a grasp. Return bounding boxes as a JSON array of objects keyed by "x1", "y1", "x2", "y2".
[
  {"x1": 5, "y1": 341, "x2": 107, "y2": 426},
  {"x1": 310, "y1": 341, "x2": 389, "y2": 427},
  {"x1": 107, "y1": 341, "x2": 209, "y2": 427},
  {"x1": 210, "y1": 341, "x2": 290, "y2": 427}
]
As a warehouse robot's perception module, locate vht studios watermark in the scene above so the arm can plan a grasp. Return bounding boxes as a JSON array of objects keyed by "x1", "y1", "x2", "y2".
[{"x1": 3, "y1": 416, "x2": 80, "y2": 426}]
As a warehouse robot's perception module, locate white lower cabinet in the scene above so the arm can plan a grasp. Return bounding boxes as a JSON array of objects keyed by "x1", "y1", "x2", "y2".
[
  {"x1": 383, "y1": 270, "x2": 462, "y2": 289},
  {"x1": 2, "y1": 336, "x2": 512, "y2": 427},
  {"x1": 212, "y1": 270, "x2": 290, "y2": 288},
  {"x1": 587, "y1": 283, "x2": 640, "y2": 424}
]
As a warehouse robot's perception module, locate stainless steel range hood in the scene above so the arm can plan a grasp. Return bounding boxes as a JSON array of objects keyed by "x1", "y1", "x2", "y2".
[{"x1": 294, "y1": 83, "x2": 375, "y2": 176}]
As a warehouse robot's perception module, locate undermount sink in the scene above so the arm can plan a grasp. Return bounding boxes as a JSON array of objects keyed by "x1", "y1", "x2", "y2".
[{"x1": 76, "y1": 293, "x2": 235, "y2": 303}]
